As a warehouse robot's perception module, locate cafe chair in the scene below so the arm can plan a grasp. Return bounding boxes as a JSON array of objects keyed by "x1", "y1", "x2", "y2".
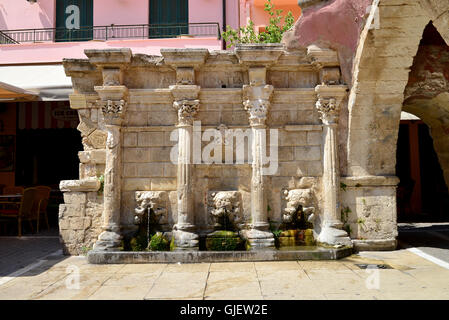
[
  {"x1": 34, "y1": 186, "x2": 51, "y2": 232},
  {"x1": 0, "y1": 188, "x2": 37, "y2": 237}
]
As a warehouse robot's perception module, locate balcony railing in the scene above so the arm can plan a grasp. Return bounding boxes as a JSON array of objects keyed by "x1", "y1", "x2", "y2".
[
  {"x1": 0, "y1": 30, "x2": 19, "y2": 44},
  {"x1": 0, "y1": 22, "x2": 221, "y2": 44}
]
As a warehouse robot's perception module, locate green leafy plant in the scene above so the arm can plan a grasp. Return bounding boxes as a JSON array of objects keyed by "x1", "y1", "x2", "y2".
[
  {"x1": 148, "y1": 232, "x2": 169, "y2": 251},
  {"x1": 80, "y1": 246, "x2": 92, "y2": 256},
  {"x1": 222, "y1": 0, "x2": 295, "y2": 47},
  {"x1": 340, "y1": 206, "x2": 351, "y2": 223},
  {"x1": 340, "y1": 182, "x2": 347, "y2": 192},
  {"x1": 357, "y1": 218, "x2": 367, "y2": 232},
  {"x1": 170, "y1": 235, "x2": 176, "y2": 251},
  {"x1": 268, "y1": 218, "x2": 281, "y2": 237},
  {"x1": 341, "y1": 206, "x2": 352, "y2": 236}
]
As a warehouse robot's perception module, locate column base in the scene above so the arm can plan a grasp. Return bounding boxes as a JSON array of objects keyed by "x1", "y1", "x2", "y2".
[
  {"x1": 317, "y1": 226, "x2": 353, "y2": 248},
  {"x1": 93, "y1": 231, "x2": 122, "y2": 252},
  {"x1": 242, "y1": 229, "x2": 275, "y2": 250},
  {"x1": 172, "y1": 230, "x2": 199, "y2": 251}
]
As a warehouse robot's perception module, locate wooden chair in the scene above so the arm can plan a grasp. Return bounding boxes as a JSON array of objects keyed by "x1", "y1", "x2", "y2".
[
  {"x1": 0, "y1": 187, "x2": 37, "y2": 237},
  {"x1": 3, "y1": 186, "x2": 24, "y2": 195},
  {"x1": 34, "y1": 186, "x2": 51, "y2": 232}
]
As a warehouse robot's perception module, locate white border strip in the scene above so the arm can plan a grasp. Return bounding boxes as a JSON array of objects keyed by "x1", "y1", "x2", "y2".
[
  {"x1": 407, "y1": 247, "x2": 449, "y2": 270},
  {"x1": 0, "y1": 249, "x2": 62, "y2": 287}
]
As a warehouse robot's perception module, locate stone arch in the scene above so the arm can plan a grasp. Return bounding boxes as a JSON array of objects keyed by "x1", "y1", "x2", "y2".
[
  {"x1": 344, "y1": 0, "x2": 449, "y2": 249},
  {"x1": 402, "y1": 22, "x2": 449, "y2": 187}
]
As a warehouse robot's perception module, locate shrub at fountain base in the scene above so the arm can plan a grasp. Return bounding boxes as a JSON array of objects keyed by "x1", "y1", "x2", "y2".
[
  {"x1": 149, "y1": 232, "x2": 170, "y2": 251},
  {"x1": 206, "y1": 230, "x2": 244, "y2": 251}
]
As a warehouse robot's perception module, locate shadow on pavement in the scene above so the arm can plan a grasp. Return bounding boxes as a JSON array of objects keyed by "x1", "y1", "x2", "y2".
[
  {"x1": 0, "y1": 229, "x2": 70, "y2": 277},
  {"x1": 398, "y1": 223, "x2": 449, "y2": 251}
]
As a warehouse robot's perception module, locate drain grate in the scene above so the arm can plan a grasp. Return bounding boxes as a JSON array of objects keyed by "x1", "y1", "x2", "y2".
[{"x1": 355, "y1": 263, "x2": 393, "y2": 269}]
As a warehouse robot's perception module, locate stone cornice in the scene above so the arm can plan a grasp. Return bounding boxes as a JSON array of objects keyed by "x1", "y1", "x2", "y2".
[
  {"x1": 84, "y1": 48, "x2": 132, "y2": 67},
  {"x1": 340, "y1": 176, "x2": 400, "y2": 187},
  {"x1": 63, "y1": 59, "x2": 96, "y2": 76},
  {"x1": 235, "y1": 43, "x2": 284, "y2": 68},
  {"x1": 161, "y1": 48, "x2": 209, "y2": 70},
  {"x1": 307, "y1": 45, "x2": 340, "y2": 69},
  {"x1": 60, "y1": 178, "x2": 100, "y2": 192}
]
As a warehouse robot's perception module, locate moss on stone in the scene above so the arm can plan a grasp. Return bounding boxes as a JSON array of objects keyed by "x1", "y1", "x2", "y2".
[
  {"x1": 304, "y1": 228, "x2": 315, "y2": 246},
  {"x1": 208, "y1": 230, "x2": 236, "y2": 238},
  {"x1": 206, "y1": 231, "x2": 243, "y2": 251},
  {"x1": 169, "y1": 235, "x2": 176, "y2": 251}
]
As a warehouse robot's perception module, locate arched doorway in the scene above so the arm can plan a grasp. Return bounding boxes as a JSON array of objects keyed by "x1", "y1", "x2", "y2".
[
  {"x1": 397, "y1": 22, "x2": 449, "y2": 222},
  {"x1": 344, "y1": 0, "x2": 449, "y2": 250}
]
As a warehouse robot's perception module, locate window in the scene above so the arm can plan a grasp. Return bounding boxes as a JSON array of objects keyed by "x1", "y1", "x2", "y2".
[
  {"x1": 55, "y1": 0, "x2": 93, "y2": 42},
  {"x1": 149, "y1": 0, "x2": 189, "y2": 38}
]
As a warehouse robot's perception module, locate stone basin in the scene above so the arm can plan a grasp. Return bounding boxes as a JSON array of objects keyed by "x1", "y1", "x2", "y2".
[{"x1": 87, "y1": 246, "x2": 353, "y2": 264}]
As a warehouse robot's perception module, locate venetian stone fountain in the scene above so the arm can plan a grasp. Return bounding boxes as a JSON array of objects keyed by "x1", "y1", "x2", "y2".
[{"x1": 59, "y1": 44, "x2": 353, "y2": 263}]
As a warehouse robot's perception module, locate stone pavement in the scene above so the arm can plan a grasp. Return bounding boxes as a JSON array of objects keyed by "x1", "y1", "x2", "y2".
[
  {"x1": 0, "y1": 235, "x2": 61, "y2": 277},
  {"x1": 1, "y1": 248, "x2": 449, "y2": 300}
]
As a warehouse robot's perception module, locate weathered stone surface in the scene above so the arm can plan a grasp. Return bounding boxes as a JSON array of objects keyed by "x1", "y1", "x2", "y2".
[
  {"x1": 59, "y1": 22, "x2": 449, "y2": 258},
  {"x1": 60, "y1": 178, "x2": 100, "y2": 192}
]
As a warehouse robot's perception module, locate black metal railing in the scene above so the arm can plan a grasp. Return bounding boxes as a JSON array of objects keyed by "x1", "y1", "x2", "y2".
[
  {"x1": 0, "y1": 22, "x2": 221, "y2": 44},
  {"x1": 0, "y1": 30, "x2": 18, "y2": 44}
]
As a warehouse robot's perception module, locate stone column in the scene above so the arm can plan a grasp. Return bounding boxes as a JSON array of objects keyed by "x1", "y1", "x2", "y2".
[
  {"x1": 65, "y1": 49, "x2": 131, "y2": 252},
  {"x1": 93, "y1": 89, "x2": 128, "y2": 251},
  {"x1": 160, "y1": 49, "x2": 209, "y2": 250},
  {"x1": 315, "y1": 85, "x2": 352, "y2": 247},
  {"x1": 170, "y1": 85, "x2": 201, "y2": 250},
  {"x1": 242, "y1": 67, "x2": 275, "y2": 249}
]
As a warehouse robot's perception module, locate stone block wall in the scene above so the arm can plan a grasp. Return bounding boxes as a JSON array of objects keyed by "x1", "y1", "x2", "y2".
[
  {"x1": 59, "y1": 44, "x2": 394, "y2": 254},
  {"x1": 58, "y1": 179, "x2": 102, "y2": 255}
]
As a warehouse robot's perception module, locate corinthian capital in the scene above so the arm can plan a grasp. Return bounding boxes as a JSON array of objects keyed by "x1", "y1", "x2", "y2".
[
  {"x1": 173, "y1": 99, "x2": 200, "y2": 126},
  {"x1": 97, "y1": 99, "x2": 128, "y2": 125},
  {"x1": 315, "y1": 85, "x2": 348, "y2": 125},
  {"x1": 243, "y1": 84, "x2": 273, "y2": 127},
  {"x1": 244, "y1": 99, "x2": 270, "y2": 127},
  {"x1": 316, "y1": 97, "x2": 339, "y2": 124}
]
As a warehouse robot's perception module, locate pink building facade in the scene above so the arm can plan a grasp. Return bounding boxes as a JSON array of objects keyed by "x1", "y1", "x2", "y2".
[
  {"x1": 0, "y1": 0, "x2": 241, "y2": 189},
  {"x1": 0, "y1": 0, "x2": 242, "y2": 65}
]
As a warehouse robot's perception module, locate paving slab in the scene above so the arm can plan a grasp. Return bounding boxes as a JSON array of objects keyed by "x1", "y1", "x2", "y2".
[{"x1": 2, "y1": 248, "x2": 449, "y2": 300}]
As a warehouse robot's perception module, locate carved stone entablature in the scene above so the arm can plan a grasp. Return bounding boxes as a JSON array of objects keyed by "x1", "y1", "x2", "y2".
[
  {"x1": 134, "y1": 191, "x2": 169, "y2": 226},
  {"x1": 315, "y1": 85, "x2": 348, "y2": 125},
  {"x1": 208, "y1": 191, "x2": 243, "y2": 230},
  {"x1": 102, "y1": 68, "x2": 123, "y2": 86},
  {"x1": 173, "y1": 99, "x2": 200, "y2": 126},
  {"x1": 243, "y1": 85, "x2": 274, "y2": 127},
  {"x1": 282, "y1": 188, "x2": 316, "y2": 226}
]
